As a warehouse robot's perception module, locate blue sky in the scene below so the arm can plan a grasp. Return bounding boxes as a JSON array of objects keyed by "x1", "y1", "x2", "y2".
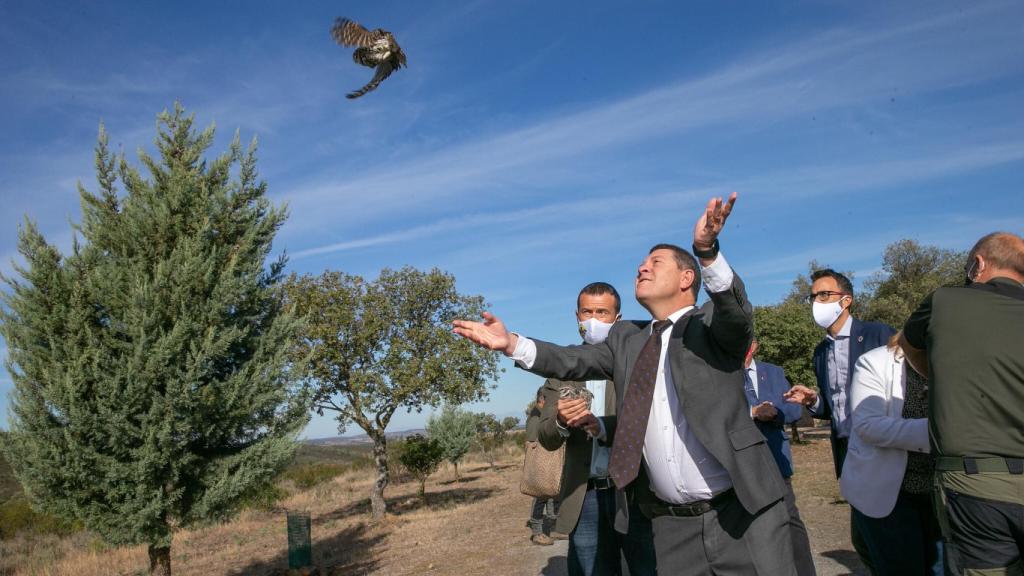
[{"x1": 1, "y1": 1, "x2": 1022, "y2": 439}]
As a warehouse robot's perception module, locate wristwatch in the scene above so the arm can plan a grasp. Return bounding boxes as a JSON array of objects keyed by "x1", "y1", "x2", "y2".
[{"x1": 692, "y1": 239, "x2": 719, "y2": 259}]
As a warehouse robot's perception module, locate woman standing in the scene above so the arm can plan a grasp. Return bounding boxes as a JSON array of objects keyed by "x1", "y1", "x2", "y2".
[{"x1": 841, "y1": 332, "x2": 942, "y2": 575}]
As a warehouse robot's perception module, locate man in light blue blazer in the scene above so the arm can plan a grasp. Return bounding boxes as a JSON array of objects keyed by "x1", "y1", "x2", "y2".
[{"x1": 744, "y1": 340, "x2": 816, "y2": 576}]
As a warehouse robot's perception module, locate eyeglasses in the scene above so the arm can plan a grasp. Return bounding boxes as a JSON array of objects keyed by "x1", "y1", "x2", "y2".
[{"x1": 806, "y1": 291, "x2": 848, "y2": 303}]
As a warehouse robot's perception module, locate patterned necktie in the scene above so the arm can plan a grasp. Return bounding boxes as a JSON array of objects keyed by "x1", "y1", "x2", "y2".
[
  {"x1": 608, "y1": 319, "x2": 673, "y2": 488},
  {"x1": 744, "y1": 369, "x2": 759, "y2": 408}
]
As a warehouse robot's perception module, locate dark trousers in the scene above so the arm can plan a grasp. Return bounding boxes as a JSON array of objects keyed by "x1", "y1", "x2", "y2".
[
  {"x1": 782, "y1": 477, "x2": 817, "y2": 576},
  {"x1": 528, "y1": 496, "x2": 560, "y2": 535},
  {"x1": 649, "y1": 494, "x2": 796, "y2": 576},
  {"x1": 852, "y1": 490, "x2": 943, "y2": 576},
  {"x1": 570, "y1": 488, "x2": 657, "y2": 576},
  {"x1": 944, "y1": 490, "x2": 1024, "y2": 575}
]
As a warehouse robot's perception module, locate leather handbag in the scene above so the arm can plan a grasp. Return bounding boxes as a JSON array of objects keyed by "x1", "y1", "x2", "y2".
[{"x1": 519, "y1": 439, "x2": 565, "y2": 498}]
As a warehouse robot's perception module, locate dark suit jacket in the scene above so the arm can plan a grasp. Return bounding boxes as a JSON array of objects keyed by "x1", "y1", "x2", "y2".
[
  {"x1": 810, "y1": 318, "x2": 896, "y2": 477},
  {"x1": 748, "y1": 360, "x2": 803, "y2": 478},
  {"x1": 537, "y1": 378, "x2": 616, "y2": 535},
  {"x1": 522, "y1": 272, "x2": 785, "y2": 530}
]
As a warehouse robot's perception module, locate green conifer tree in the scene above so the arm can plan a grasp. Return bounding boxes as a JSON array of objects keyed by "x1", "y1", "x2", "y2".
[
  {"x1": 426, "y1": 404, "x2": 477, "y2": 480},
  {"x1": 0, "y1": 104, "x2": 309, "y2": 576}
]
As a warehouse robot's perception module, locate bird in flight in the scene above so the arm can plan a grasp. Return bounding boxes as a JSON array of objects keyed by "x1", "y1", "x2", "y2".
[{"x1": 331, "y1": 17, "x2": 407, "y2": 99}]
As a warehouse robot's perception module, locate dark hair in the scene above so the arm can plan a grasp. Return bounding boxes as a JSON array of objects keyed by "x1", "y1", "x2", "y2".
[
  {"x1": 810, "y1": 268, "x2": 854, "y2": 298},
  {"x1": 968, "y1": 232, "x2": 1024, "y2": 277},
  {"x1": 649, "y1": 243, "x2": 701, "y2": 299},
  {"x1": 577, "y1": 282, "x2": 621, "y2": 313},
  {"x1": 536, "y1": 386, "x2": 546, "y2": 402}
]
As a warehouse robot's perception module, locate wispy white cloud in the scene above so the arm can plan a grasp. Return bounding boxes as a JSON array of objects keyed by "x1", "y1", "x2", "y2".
[{"x1": 278, "y1": 1, "x2": 1024, "y2": 233}]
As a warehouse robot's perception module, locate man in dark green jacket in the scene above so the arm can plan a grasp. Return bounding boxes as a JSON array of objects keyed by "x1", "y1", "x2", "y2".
[{"x1": 901, "y1": 231, "x2": 1024, "y2": 575}]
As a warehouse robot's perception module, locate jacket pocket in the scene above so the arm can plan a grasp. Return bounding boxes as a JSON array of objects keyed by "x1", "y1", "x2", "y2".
[{"x1": 729, "y1": 425, "x2": 765, "y2": 451}]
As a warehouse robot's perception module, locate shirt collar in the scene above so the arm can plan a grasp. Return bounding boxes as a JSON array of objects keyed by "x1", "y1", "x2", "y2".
[
  {"x1": 826, "y1": 315, "x2": 853, "y2": 341},
  {"x1": 747, "y1": 359, "x2": 757, "y2": 372},
  {"x1": 664, "y1": 305, "x2": 695, "y2": 325}
]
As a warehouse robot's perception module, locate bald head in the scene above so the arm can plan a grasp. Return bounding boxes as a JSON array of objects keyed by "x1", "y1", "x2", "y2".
[{"x1": 967, "y1": 232, "x2": 1024, "y2": 284}]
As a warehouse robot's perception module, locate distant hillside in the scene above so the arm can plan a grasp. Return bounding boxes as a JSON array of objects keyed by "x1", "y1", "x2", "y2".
[{"x1": 303, "y1": 428, "x2": 427, "y2": 446}]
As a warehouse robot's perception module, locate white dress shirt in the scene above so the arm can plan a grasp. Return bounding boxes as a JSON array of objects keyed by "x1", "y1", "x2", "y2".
[
  {"x1": 512, "y1": 253, "x2": 736, "y2": 504},
  {"x1": 823, "y1": 316, "x2": 853, "y2": 438},
  {"x1": 745, "y1": 359, "x2": 760, "y2": 416}
]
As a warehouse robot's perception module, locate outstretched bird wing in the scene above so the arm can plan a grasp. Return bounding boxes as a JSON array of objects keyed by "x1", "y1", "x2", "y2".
[
  {"x1": 331, "y1": 18, "x2": 379, "y2": 47},
  {"x1": 346, "y1": 61, "x2": 395, "y2": 99}
]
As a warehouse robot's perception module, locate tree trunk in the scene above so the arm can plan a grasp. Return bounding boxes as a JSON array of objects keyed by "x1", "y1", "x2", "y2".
[
  {"x1": 149, "y1": 544, "x2": 171, "y2": 576},
  {"x1": 790, "y1": 421, "x2": 802, "y2": 444},
  {"x1": 419, "y1": 478, "x2": 427, "y2": 505},
  {"x1": 370, "y1": 434, "x2": 389, "y2": 519},
  {"x1": 453, "y1": 460, "x2": 459, "y2": 481}
]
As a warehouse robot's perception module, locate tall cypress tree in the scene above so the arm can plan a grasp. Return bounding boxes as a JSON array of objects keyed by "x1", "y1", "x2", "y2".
[{"x1": 0, "y1": 104, "x2": 308, "y2": 575}]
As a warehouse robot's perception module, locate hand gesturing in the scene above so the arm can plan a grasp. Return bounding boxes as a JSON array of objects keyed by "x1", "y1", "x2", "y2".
[
  {"x1": 452, "y1": 312, "x2": 518, "y2": 356},
  {"x1": 694, "y1": 192, "x2": 738, "y2": 251}
]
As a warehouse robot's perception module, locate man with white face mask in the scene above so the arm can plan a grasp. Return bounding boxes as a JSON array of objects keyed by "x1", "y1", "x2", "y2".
[
  {"x1": 784, "y1": 268, "x2": 895, "y2": 573},
  {"x1": 536, "y1": 282, "x2": 657, "y2": 576}
]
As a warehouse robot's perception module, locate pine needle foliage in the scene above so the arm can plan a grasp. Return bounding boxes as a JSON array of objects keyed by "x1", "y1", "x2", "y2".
[{"x1": 0, "y1": 104, "x2": 309, "y2": 573}]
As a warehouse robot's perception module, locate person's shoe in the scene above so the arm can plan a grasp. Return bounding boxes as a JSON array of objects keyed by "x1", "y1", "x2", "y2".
[
  {"x1": 549, "y1": 531, "x2": 569, "y2": 541},
  {"x1": 530, "y1": 533, "x2": 555, "y2": 546}
]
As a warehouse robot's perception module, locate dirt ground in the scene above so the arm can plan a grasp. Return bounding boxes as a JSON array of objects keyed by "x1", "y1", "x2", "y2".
[{"x1": 1, "y1": 429, "x2": 868, "y2": 576}]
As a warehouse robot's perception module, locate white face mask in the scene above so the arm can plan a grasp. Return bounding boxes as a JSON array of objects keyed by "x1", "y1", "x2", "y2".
[
  {"x1": 812, "y1": 299, "x2": 848, "y2": 330},
  {"x1": 578, "y1": 317, "x2": 616, "y2": 344}
]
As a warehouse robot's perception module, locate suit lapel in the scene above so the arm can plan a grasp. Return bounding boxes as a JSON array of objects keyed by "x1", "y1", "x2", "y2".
[
  {"x1": 848, "y1": 318, "x2": 863, "y2": 384},
  {"x1": 622, "y1": 328, "x2": 649, "y2": 397},
  {"x1": 666, "y1": 311, "x2": 696, "y2": 397},
  {"x1": 757, "y1": 369, "x2": 768, "y2": 404}
]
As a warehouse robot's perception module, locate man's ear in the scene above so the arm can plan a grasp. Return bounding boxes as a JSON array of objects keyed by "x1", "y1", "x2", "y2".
[{"x1": 680, "y1": 268, "x2": 696, "y2": 293}]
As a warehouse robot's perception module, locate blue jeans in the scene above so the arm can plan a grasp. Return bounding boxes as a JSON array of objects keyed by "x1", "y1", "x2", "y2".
[
  {"x1": 852, "y1": 490, "x2": 943, "y2": 576},
  {"x1": 569, "y1": 488, "x2": 657, "y2": 576}
]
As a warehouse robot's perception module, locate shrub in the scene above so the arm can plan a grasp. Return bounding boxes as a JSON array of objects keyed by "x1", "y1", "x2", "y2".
[
  {"x1": 0, "y1": 498, "x2": 79, "y2": 539},
  {"x1": 398, "y1": 435, "x2": 444, "y2": 502}
]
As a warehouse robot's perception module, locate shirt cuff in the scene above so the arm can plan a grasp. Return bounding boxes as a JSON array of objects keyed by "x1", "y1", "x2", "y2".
[
  {"x1": 555, "y1": 419, "x2": 571, "y2": 438},
  {"x1": 590, "y1": 417, "x2": 607, "y2": 441},
  {"x1": 700, "y1": 252, "x2": 734, "y2": 294},
  {"x1": 811, "y1": 396, "x2": 822, "y2": 413},
  {"x1": 509, "y1": 333, "x2": 537, "y2": 369}
]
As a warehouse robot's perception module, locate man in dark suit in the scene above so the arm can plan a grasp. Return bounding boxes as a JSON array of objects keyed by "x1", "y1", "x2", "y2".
[
  {"x1": 537, "y1": 282, "x2": 656, "y2": 576},
  {"x1": 743, "y1": 340, "x2": 816, "y2": 576},
  {"x1": 784, "y1": 269, "x2": 895, "y2": 573},
  {"x1": 454, "y1": 194, "x2": 796, "y2": 575}
]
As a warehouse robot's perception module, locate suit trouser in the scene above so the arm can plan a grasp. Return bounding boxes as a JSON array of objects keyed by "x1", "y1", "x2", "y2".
[
  {"x1": 782, "y1": 477, "x2": 817, "y2": 576},
  {"x1": 648, "y1": 493, "x2": 796, "y2": 576}
]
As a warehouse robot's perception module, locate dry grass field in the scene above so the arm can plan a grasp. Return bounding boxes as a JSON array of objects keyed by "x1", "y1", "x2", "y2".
[{"x1": 1, "y1": 429, "x2": 868, "y2": 576}]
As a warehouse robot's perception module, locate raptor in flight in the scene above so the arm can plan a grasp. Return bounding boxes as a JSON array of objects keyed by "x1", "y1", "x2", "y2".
[{"x1": 331, "y1": 17, "x2": 407, "y2": 99}]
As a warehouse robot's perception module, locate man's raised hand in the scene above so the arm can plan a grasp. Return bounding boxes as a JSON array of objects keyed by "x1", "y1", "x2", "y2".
[
  {"x1": 694, "y1": 191, "x2": 738, "y2": 251},
  {"x1": 452, "y1": 311, "x2": 518, "y2": 356}
]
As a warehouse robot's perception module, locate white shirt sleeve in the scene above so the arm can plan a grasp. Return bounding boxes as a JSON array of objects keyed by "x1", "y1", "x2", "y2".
[
  {"x1": 700, "y1": 252, "x2": 735, "y2": 294},
  {"x1": 509, "y1": 333, "x2": 537, "y2": 369}
]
